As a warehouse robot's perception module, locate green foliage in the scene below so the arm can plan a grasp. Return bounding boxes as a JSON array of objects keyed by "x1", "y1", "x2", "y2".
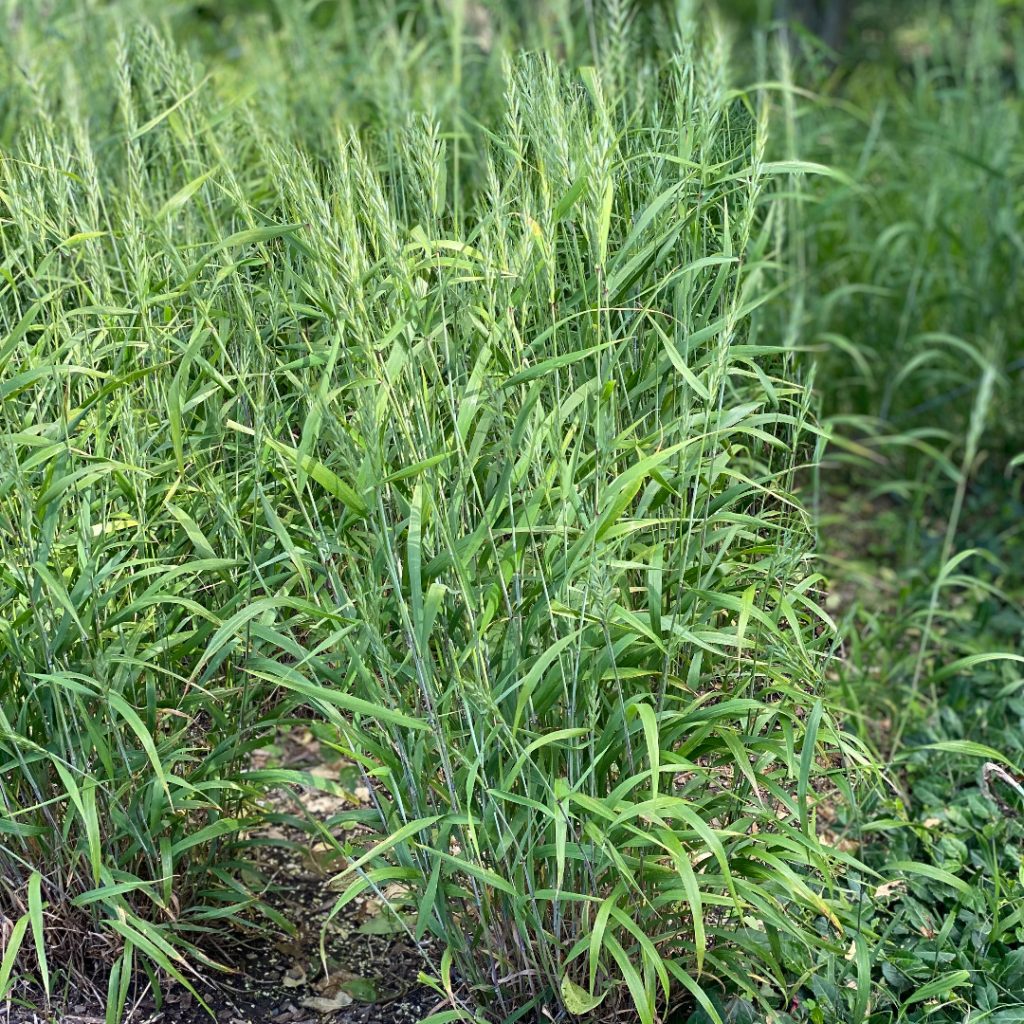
[
  {"x1": 2, "y1": 1, "x2": 1021, "y2": 1022},
  {"x1": 790, "y1": 0, "x2": 1024, "y2": 472},
  {"x1": 0, "y1": 23, "x2": 306, "y2": 1012},
  {"x1": 307, "y1": 43, "x2": 863, "y2": 1024},
  {"x1": 773, "y1": 4, "x2": 1024, "y2": 1019},
  {"x1": 0, "y1": 4, "x2": 867, "y2": 1021},
  {"x1": 793, "y1": 471, "x2": 1024, "y2": 1023}
]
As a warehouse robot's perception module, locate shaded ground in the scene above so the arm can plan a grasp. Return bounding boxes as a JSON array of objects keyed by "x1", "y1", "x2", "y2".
[
  {"x1": 138, "y1": 846, "x2": 436, "y2": 1024},
  {"x1": 142, "y1": 732, "x2": 439, "y2": 1024},
  {"x1": 1, "y1": 731, "x2": 437, "y2": 1024}
]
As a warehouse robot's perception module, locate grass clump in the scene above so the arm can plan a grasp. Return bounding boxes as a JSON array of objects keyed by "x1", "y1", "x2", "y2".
[
  {"x1": 20, "y1": 2, "x2": 1024, "y2": 1023},
  {"x1": 0, "y1": 5, "x2": 870, "y2": 1022},
  {"x1": 0, "y1": 24, "x2": 306, "y2": 1017},
  {"x1": 314, "y1": 41, "x2": 863, "y2": 1024}
]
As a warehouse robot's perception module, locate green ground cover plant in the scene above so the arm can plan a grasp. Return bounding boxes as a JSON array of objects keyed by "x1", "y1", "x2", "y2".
[
  {"x1": 776, "y1": 2, "x2": 1024, "y2": 1019},
  {"x1": 809, "y1": 478, "x2": 1024, "y2": 1024}
]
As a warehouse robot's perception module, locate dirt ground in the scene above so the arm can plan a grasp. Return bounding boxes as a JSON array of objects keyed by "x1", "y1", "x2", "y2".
[{"x1": 2, "y1": 729, "x2": 438, "y2": 1024}]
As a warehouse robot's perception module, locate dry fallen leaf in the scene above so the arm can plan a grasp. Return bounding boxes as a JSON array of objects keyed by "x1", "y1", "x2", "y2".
[
  {"x1": 283, "y1": 964, "x2": 307, "y2": 988},
  {"x1": 301, "y1": 992, "x2": 354, "y2": 1013},
  {"x1": 874, "y1": 879, "x2": 906, "y2": 900}
]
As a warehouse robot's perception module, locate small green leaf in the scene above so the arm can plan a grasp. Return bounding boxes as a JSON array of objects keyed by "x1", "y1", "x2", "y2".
[
  {"x1": 561, "y1": 974, "x2": 606, "y2": 1016},
  {"x1": 28, "y1": 872, "x2": 49, "y2": 1000},
  {"x1": 905, "y1": 969, "x2": 971, "y2": 1005}
]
